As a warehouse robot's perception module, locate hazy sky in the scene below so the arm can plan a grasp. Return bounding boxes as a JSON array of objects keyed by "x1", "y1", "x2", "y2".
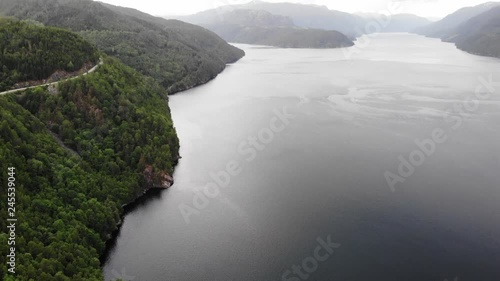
[{"x1": 97, "y1": 0, "x2": 493, "y2": 18}]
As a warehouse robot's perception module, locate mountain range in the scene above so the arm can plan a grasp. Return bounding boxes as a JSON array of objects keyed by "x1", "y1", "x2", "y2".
[
  {"x1": 199, "y1": 9, "x2": 354, "y2": 48},
  {"x1": 358, "y1": 13, "x2": 431, "y2": 33},
  {"x1": 173, "y1": 1, "x2": 433, "y2": 48},
  {"x1": 176, "y1": 0, "x2": 500, "y2": 59},
  {"x1": 415, "y1": 2, "x2": 500, "y2": 38}
]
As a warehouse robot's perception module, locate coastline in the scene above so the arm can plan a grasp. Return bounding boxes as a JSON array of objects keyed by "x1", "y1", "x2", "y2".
[{"x1": 99, "y1": 59, "x2": 242, "y2": 267}]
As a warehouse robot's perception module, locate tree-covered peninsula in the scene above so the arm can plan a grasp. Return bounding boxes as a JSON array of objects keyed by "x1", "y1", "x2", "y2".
[{"x1": 0, "y1": 19, "x2": 179, "y2": 280}]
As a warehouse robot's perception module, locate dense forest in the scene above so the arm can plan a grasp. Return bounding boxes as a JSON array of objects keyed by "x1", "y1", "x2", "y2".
[
  {"x1": 0, "y1": 0, "x2": 245, "y2": 93},
  {"x1": 0, "y1": 21, "x2": 179, "y2": 280},
  {"x1": 0, "y1": 19, "x2": 99, "y2": 91}
]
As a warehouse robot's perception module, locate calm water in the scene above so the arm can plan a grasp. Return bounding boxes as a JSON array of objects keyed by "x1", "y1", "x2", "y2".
[{"x1": 104, "y1": 33, "x2": 500, "y2": 281}]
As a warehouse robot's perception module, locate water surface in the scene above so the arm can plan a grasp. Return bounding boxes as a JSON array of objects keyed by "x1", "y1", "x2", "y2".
[{"x1": 104, "y1": 33, "x2": 500, "y2": 281}]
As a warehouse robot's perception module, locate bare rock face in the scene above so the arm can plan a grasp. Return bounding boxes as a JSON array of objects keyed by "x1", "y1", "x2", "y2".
[
  {"x1": 156, "y1": 171, "x2": 174, "y2": 189},
  {"x1": 143, "y1": 165, "x2": 174, "y2": 189}
]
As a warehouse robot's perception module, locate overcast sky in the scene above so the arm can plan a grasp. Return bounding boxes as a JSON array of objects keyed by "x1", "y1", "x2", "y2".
[{"x1": 97, "y1": 0, "x2": 493, "y2": 19}]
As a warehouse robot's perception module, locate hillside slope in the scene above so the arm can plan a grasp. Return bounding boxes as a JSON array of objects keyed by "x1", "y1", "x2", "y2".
[
  {"x1": 413, "y1": 2, "x2": 500, "y2": 58},
  {"x1": 0, "y1": 21, "x2": 179, "y2": 280},
  {"x1": 448, "y1": 6, "x2": 500, "y2": 58},
  {"x1": 414, "y1": 2, "x2": 500, "y2": 38},
  {"x1": 0, "y1": 0, "x2": 245, "y2": 93},
  {"x1": 177, "y1": 1, "x2": 366, "y2": 38},
  {"x1": 0, "y1": 19, "x2": 99, "y2": 91}
]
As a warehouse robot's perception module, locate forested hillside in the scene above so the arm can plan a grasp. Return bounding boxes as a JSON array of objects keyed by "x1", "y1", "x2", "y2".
[
  {"x1": 448, "y1": 6, "x2": 500, "y2": 58},
  {"x1": 0, "y1": 21, "x2": 179, "y2": 280},
  {"x1": 0, "y1": 19, "x2": 99, "y2": 91},
  {"x1": 0, "y1": 0, "x2": 245, "y2": 93},
  {"x1": 413, "y1": 2, "x2": 500, "y2": 59}
]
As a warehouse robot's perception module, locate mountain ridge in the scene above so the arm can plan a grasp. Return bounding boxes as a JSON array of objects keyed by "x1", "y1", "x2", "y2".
[
  {"x1": 414, "y1": 2, "x2": 500, "y2": 38},
  {"x1": 413, "y1": 2, "x2": 500, "y2": 58},
  {"x1": 0, "y1": 0, "x2": 245, "y2": 93}
]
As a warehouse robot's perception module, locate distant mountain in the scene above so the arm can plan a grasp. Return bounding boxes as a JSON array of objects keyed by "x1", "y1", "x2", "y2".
[
  {"x1": 176, "y1": 1, "x2": 366, "y2": 38},
  {"x1": 208, "y1": 25, "x2": 354, "y2": 48},
  {"x1": 197, "y1": 9, "x2": 354, "y2": 48},
  {"x1": 412, "y1": 2, "x2": 500, "y2": 58},
  {"x1": 358, "y1": 13, "x2": 431, "y2": 33},
  {"x1": 414, "y1": 2, "x2": 500, "y2": 38},
  {"x1": 216, "y1": 9, "x2": 294, "y2": 27},
  {"x1": 0, "y1": 0, "x2": 245, "y2": 93},
  {"x1": 448, "y1": 6, "x2": 500, "y2": 58}
]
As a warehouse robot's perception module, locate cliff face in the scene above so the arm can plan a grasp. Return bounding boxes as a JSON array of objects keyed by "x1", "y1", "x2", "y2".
[{"x1": 144, "y1": 165, "x2": 175, "y2": 189}]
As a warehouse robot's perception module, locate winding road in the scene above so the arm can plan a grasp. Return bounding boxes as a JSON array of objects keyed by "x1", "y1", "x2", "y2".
[{"x1": 0, "y1": 58, "x2": 103, "y2": 96}]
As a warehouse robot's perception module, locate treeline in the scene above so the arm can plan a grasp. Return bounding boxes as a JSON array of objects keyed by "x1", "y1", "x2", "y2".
[
  {"x1": 0, "y1": 56, "x2": 179, "y2": 280},
  {"x1": 0, "y1": 19, "x2": 99, "y2": 91}
]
